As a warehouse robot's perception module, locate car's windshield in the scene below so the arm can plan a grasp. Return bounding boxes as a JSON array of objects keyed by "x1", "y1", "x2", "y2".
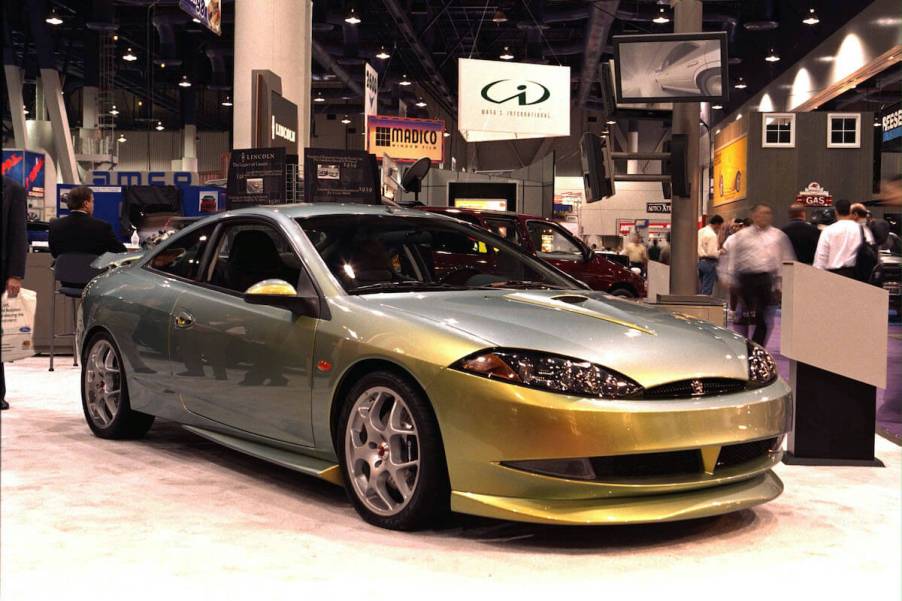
[{"x1": 297, "y1": 214, "x2": 581, "y2": 294}]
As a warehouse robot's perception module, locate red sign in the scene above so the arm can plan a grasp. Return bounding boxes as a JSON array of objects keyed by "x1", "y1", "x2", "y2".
[{"x1": 795, "y1": 181, "x2": 833, "y2": 207}]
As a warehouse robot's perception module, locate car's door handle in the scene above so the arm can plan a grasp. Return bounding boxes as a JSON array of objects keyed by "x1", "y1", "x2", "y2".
[{"x1": 174, "y1": 312, "x2": 195, "y2": 329}]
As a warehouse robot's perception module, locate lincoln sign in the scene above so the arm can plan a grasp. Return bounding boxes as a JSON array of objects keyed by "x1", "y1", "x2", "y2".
[
  {"x1": 366, "y1": 115, "x2": 444, "y2": 163},
  {"x1": 458, "y1": 58, "x2": 570, "y2": 142}
]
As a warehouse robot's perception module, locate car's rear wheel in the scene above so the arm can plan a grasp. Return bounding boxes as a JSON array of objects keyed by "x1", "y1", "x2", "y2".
[
  {"x1": 610, "y1": 286, "x2": 636, "y2": 298},
  {"x1": 81, "y1": 332, "x2": 155, "y2": 439},
  {"x1": 338, "y1": 371, "x2": 449, "y2": 530}
]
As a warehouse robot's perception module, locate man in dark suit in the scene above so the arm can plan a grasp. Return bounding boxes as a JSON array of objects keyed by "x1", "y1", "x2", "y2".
[
  {"x1": 781, "y1": 203, "x2": 821, "y2": 265},
  {"x1": 49, "y1": 186, "x2": 126, "y2": 258},
  {"x1": 2, "y1": 176, "x2": 29, "y2": 410}
]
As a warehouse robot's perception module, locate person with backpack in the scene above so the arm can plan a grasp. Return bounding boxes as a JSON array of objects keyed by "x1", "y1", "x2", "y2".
[{"x1": 813, "y1": 199, "x2": 877, "y2": 281}]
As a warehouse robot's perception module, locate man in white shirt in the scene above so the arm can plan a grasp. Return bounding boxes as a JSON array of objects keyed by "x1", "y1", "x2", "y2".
[
  {"x1": 697, "y1": 214, "x2": 723, "y2": 294},
  {"x1": 719, "y1": 203, "x2": 794, "y2": 345},
  {"x1": 813, "y1": 199, "x2": 874, "y2": 280}
]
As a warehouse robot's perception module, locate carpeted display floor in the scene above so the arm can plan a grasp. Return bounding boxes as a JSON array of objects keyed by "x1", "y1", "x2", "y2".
[{"x1": 1, "y1": 356, "x2": 900, "y2": 599}]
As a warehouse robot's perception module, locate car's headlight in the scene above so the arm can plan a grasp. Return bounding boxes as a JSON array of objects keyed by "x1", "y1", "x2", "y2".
[
  {"x1": 747, "y1": 341, "x2": 777, "y2": 388},
  {"x1": 452, "y1": 349, "x2": 643, "y2": 399}
]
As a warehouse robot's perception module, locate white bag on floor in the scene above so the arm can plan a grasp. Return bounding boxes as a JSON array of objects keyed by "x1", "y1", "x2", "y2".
[{"x1": 1, "y1": 288, "x2": 37, "y2": 363}]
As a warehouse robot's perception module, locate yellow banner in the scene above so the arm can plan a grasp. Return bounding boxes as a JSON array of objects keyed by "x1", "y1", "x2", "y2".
[
  {"x1": 366, "y1": 115, "x2": 444, "y2": 163},
  {"x1": 713, "y1": 135, "x2": 747, "y2": 206}
]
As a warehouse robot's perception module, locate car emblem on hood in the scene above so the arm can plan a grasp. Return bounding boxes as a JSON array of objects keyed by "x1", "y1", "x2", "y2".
[{"x1": 690, "y1": 379, "x2": 705, "y2": 396}]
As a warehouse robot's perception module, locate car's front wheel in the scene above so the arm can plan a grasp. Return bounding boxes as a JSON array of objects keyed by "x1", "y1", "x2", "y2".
[
  {"x1": 338, "y1": 370, "x2": 449, "y2": 530},
  {"x1": 81, "y1": 332, "x2": 155, "y2": 439}
]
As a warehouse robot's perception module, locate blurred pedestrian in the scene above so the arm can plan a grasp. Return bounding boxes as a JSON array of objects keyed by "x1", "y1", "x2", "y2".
[
  {"x1": 813, "y1": 199, "x2": 876, "y2": 281},
  {"x1": 781, "y1": 203, "x2": 821, "y2": 265},
  {"x1": 697, "y1": 214, "x2": 724, "y2": 294},
  {"x1": 648, "y1": 238, "x2": 661, "y2": 262},
  {"x1": 623, "y1": 232, "x2": 648, "y2": 274},
  {"x1": 720, "y1": 203, "x2": 794, "y2": 346},
  {"x1": 720, "y1": 217, "x2": 749, "y2": 320},
  {"x1": 659, "y1": 234, "x2": 671, "y2": 265},
  {"x1": 2, "y1": 176, "x2": 29, "y2": 411}
]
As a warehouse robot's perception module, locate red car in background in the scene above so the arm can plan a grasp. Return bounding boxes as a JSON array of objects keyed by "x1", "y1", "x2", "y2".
[{"x1": 421, "y1": 207, "x2": 647, "y2": 298}]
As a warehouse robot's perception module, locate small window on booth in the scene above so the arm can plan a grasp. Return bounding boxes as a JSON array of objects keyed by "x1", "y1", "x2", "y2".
[
  {"x1": 827, "y1": 113, "x2": 861, "y2": 148},
  {"x1": 762, "y1": 113, "x2": 795, "y2": 148}
]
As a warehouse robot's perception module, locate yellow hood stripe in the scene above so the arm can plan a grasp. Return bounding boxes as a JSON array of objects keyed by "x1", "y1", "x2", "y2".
[{"x1": 503, "y1": 292, "x2": 657, "y2": 335}]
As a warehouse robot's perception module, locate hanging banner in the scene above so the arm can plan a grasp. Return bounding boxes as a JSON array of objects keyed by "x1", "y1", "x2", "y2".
[
  {"x1": 712, "y1": 135, "x2": 747, "y2": 206},
  {"x1": 366, "y1": 115, "x2": 444, "y2": 163},
  {"x1": 364, "y1": 62, "x2": 379, "y2": 150},
  {"x1": 179, "y1": 0, "x2": 222, "y2": 36},
  {"x1": 458, "y1": 58, "x2": 570, "y2": 142}
]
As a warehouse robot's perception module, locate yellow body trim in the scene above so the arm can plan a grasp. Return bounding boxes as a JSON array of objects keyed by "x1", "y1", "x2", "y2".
[{"x1": 503, "y1": 292, "x2": 657, "y2": 335}]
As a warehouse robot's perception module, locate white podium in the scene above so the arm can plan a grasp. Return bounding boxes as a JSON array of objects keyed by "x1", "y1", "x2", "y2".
[{"x1": 781, "y1": 262, "x2": 888, "y2": 466}]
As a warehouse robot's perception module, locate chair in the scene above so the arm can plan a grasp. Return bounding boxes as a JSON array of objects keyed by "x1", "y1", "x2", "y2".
[{"x1": 50, "y1": 253, "x2": 100, "y2": 372}]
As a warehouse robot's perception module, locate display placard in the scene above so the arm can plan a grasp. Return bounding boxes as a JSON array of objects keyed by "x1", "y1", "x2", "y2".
[
  {"x1": 712, "y1": 135, "x2": 747, "y2": 206},
  {"x1": 179, "y1": 0, "x2": 221, "y2": 35},
  {"x1": 303, "y1": 148, "x2": 380, "y2": 205},
  {"x1": 226, "y1": 148, "x2": 286, "y2": 209},
  {"x1": 366, "y1": 115, "x2": 444, "y2": 163}
]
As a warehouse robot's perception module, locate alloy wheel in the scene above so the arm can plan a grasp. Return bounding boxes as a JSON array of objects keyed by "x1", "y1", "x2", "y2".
[
  {"x1": 84, "y1": 340, "x2": 121, "y2": 428},
  {"x1": 345, "y1": 386, "x2": 420, "y2": 516}
]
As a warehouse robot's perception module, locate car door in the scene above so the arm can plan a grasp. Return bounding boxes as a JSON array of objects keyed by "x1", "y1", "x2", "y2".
[{"x1": 168, "y1": 218, "x2": 317, "y2": 446}]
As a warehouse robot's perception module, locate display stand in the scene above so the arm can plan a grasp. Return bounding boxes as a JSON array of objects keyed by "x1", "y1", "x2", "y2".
[
  {"x1": 654, "y1": 294, "x2": 726, "y2": 327},
  {"x1": 780, "y1": 262, "x2": 888, "y2": 466}
]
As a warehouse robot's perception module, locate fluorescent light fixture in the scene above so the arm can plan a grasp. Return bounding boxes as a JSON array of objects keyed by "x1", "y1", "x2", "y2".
[
  {"x1": 221, "y1": 96, "x2": 233, "y2": 107},
  {"x1": 734, "y1": 78, "x2": 747, "y2": 89},
  {"x1": 192, "y1": 17, "x2": 201, "y2": 23},
  {"x1": 415, "y1": 98, "x2": 427, "y2": 108},
  {"x1": 443, "y1": 131, "x2": 451, "y2": 138},
  {"x1": 46, "y1": 9, "x2": 63, "y2": 26},
  {"x1": 712, "y1": 103, "x2": 723, "y2": 110},
  {"x1": 652, "y1": 8, "x2": 670, "y2": 24},
  {"x1": 314, "y1": 92, "x2": 326, "y2": 103},
  {"x1": 341, "y1": 114, "x2": 351, "y2": 124},
  {"x1": 122, "y1": 48, "x2": 137, "y2": 62},
  {"x1": 110, "y1": 105, "x2": 119, "y2": 116},
  {"x1": 765, "y1": 49, "x2": 780, "y2": 63},
  {"x1": 802, "y1": 9, "x2": 819, "y2": 25},
  {"x1": 605, "y1": 119, "x2": 616, "y2": 125},
  {"x1": 117, "y1": 134, "x2": 127, "y2": 143},
  {"x1": 492, "y1": 9, "x2": 508, "y2": 24},
  {"x1": 155, "y1": 121, "x2": 165, "y2": 131},
  {"x1": 399, "y1": 74, "x2": 412, "y2": 86},
  {"x1": 499, "y1": 47, "x2": 514, "y2": 60},
  {"x1": 874, "y1": 119, "x2": 881, "y2": 127},
  {"x1": 376, "y1": 46, "x2": 391, "y2": 60},
  {"x1": 345, "y1": 8, "x2": 361, "y2": 25},
  {"x1": 178, "y1": 75, "x2": 192, "y2": 88}
]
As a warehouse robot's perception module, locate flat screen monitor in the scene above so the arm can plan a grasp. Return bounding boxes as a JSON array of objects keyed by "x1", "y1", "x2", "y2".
[{"x1": 613, "y1": 32, "x2": 728, "y2": 104}]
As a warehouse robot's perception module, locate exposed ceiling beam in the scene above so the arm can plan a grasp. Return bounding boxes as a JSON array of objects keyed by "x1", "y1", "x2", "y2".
[{"x1": 576, "y1": 0, "x2": 619, "y2": 106}]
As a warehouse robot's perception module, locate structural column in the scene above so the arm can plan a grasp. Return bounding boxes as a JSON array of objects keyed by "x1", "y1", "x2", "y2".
[
  {"x1": 626, "y1": 120, "x2": 639, "y2": 175},
  {"x1": 669, "y1": 0, "x2": 702, "y2": 295},
  {"x1": 233, "y1": 0, "x2": 312, "y2": 162},
  {"x1": 4, "y1": 65, "x2": 27, "y2": 148}
]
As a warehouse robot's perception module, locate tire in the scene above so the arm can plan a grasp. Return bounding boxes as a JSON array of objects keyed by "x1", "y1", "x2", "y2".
[
  {"x1": 81, "y1": 331, "x2": 155, "y2": 440},
  {"x1": 337, "y1": 370, "x2": 450, "y2": 530},
  {"x1": 696, "y1": 69, "x2": 721, "y2": 96},
  {"x1": 610, "y1": 286, "x2": 636, "y2": 298}
]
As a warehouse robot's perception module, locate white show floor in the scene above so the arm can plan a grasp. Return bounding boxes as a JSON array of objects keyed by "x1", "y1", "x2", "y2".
[{"x1": 1, "y1": 356, "x2": 900, "y2": 600}]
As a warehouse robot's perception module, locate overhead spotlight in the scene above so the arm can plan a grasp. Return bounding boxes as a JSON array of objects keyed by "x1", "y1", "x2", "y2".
[
  {"x1": 46, "y1": 8, "x2": 63, "y2": 26},
  {"x1": 734, "y1": 77, "x2": 747, "y2": 89},
  {"x1": 399, "y1": 74, "x2": 412, "y2": 86},
  {"x1": 179, "y1": 75, "x2": 192, "y2": 88},
  {"x1": 117, "y1": 134, "x2": 127, "y2": 143},
  {"x1": 341, "y1": 114, "x2": 351, "y2": 124},
  {"x1": 159, "y1": 62, "x2": 166, "y2": 69},
  {"x1": 192, "y1": 17, "x2": 201, "y2": 24},
  {"x1": 492, "y1": 9, "x2": 508, "y2": 24},
  {"x1": 415, "y1": 98, "x2": 427, "y2": 108},
  {"x1": 155, "y1": 121, "x2": 165, "y2": 131},
  {"x1": 765, "y1": 49, "x2": 780, "y2": 63},
  {"x1": 652, "y1": 7, "x2": 670, "y2": 24},
  {"x1": 802, "y1": 8, "x2": 819, "y2": 25},
  {"x1": 23, "y1": 105, "x2": 29, "y2": 116},
  {"x1": 344, "y1": 8, "x2": 361, "y2": 25},
  {"x1": 605, "y1": 119, "x2": 616, "y2": 125},
  {"x1": 137, "y1": 100, "x2": 143, "y2": 107},
  {"x1": 499, "y1": 46, "x2": 514, "y2": 61},
  {"x1": 112, "y1": 34, "x2": 118, "y2": 41},
  {"x1": 376, "y1": 46, "x2": 391, "y2": 60},
  {"x1": 221, "y1": 96, "x2": 233, "y2": 107},
  {"x1": 443, "y1": 131, "x2": 451, "y2": 138},
  {"x1": 874, "y1": 118, "x2": 881, "y2": 127},
  {"x1": 110, "y1": 105, "x2": 119, "y2": 116},
  {"x1": 712, "y1": 103, "x2": 724, "y2": 110},
  {"x1": 314, "y1": 92, "x2": 326, "y2": 103},
  {"x1": 123, "y1": 48, "x2": 138, "y2": 62}
]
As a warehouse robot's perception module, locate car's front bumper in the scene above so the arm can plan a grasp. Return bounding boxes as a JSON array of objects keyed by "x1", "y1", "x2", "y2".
[{"x1": 428, "y1": 370, "x2": 791, "y2": 524}]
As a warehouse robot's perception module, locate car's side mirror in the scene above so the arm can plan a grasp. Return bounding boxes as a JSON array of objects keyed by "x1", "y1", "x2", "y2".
[{"x1": 243, "y1": 279, "x2": 321, "y2": 318}]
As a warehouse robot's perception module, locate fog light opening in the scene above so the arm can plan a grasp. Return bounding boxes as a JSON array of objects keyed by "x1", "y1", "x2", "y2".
[{"x1": 503, "y1": 458, "x2": 596, "y2": 481}]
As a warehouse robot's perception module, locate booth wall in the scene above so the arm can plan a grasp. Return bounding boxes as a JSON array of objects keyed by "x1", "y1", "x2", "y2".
[
  {"x1": 114, "y1": 130, "x2": 229, "y2": 173},
  {"x1": 578, "y1": 181, "x2": 671, "y2": 240}
]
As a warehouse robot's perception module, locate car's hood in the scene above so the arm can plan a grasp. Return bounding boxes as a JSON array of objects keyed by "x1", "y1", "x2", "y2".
[{"x1": 371, "y1": 290, "x2": 750, "y2": 388}]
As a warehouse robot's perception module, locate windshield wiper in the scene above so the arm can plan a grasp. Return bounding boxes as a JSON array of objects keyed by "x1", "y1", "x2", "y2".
[
  {"x1": 475, "y1": 280, "x2": 569, "y2": 290},
  {"x1": 350, "y1": 281, "x2": 464, "y2": 294}
]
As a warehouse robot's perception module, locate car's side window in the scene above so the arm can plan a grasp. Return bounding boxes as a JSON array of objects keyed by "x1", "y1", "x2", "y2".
[
  {"x1": 526, "y1": 221, "x2": 582, "y2": 258},
  {"x1": 485, "y1": 218, "x2": 518, "y2": 243},
  {"x1": 150, "y1": 224, "x2": 216, "y2": 281},
  {"x1": 205, "y1": 222, "x2": 302, "y2": 294}
]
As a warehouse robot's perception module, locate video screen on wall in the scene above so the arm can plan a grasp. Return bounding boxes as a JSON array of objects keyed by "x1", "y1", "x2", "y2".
[{"x1": 613, "y1": 32, "x2": 728, "y2": 103}]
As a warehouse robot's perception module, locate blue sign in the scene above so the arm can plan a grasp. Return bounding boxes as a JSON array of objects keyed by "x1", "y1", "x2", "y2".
[
  {"x1": 179, "y1": 0, "x2": 221, "y2": 36},
  {"x1": 90, "y1": 170, "x2": 196, "y2": 187}
]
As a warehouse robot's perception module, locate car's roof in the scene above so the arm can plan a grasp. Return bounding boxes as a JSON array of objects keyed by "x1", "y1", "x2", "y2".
[
  {"x1": 220, "y1": 202, "x2": 448, "y2": 220},
  {"x1": 421, "y1": 206, "x2": 546, "y2": 221}
]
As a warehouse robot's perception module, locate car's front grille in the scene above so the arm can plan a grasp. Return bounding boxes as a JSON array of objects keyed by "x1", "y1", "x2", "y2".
[{"x1": 643, "y1": 378, "x2": 747, "y2": 399}]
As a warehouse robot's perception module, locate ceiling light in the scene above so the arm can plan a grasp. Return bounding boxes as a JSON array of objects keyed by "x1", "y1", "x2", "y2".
[
  {"x1": 155, "y1": 121, "x2": 165, "y2": 131},
  {"x1": 46, "y1": 9, "x2": 63, "y2": 26},
  {"x1": 192, "y1": 17, "x2": 201, "y2": 24},
  {"x1": 874, "y1": 119, "x2": 881, "y2": 127},
  {"x1": 341, "y1": 114, "x2": 351, "y2": 124},
  {"x1": 110, "y1": 105, "x2": 119, "y2": 116},
  {"x1": 415, "y1": 98, "x2": 427, "y2": 108},
  {"x1": 314, "y1": 92, "x2": 326, "y2": 103},
  {"x1": 652, "y1": 7, "x2": 670, "y2": 24},
  {"x1": 160, "y1": 62, "x2": 166, "y2": 69},
  {"x1": 605, "y1": 119, "x2": 616, "y2": 125},
  {"x1": 117, "y1": 134, "x2": 127, "y2": 143},
  {"x1": 399, "y1": 74, "x2": 412, "y2": 86},
  {"x1": 443, "y1": 131, "x2": 451, "y2": 138},
  {"x1": 376, "y1": 46, "x2": 391, "y2": 60},
  {"x1": 344, "y1": 8, "x2": 361, "y2": 25},
  {"x1": 735, "y1": 113, "x2": 742, "y2": 121},
  {"x1": 137, "y1": 100, "x2": 143, "y2": 107},
  {"x1": 734, "y1": 78, "x2": 747, "y2": 89},
  {"x1": 221, "y1": 96, "x2": 233, "y2": 107},
  {"x1": 500, "y1": 46, "x2": 514, "y2": 60},
  {"x1": 23, "y1": 105, "x2": 29, "y2": 115},
  {"x1": 112, "y1": 34, "x2": 118, "y2": 41},
  {"x1": 492, "y1": 9, "x2": 508, "y2": 24},
  {"x1": 179, "y1": 75, "x2": 192, "y2": 88},
  {"x1": 122, "y1": 48, "x2": 137, "y2": 62},
  {"x1": 712, "y1": 103, "x2": 723, "y2": 110},
  {"x1": 802, "y1": 8, "x2": 819, "y2": 25},
  {"x1": 765, "y1": 49, "x2": 780, "y2": 63}
]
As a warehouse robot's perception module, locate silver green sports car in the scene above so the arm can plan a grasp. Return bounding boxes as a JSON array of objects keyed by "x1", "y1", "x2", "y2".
[{"x1": 79, "y1": 204, "x2": 790, "y2": 530}]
